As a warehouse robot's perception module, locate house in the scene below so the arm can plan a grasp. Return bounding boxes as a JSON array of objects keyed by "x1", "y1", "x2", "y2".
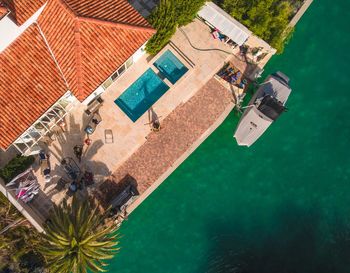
[{"x1": 0, "y1": 0, "x2": 155, "y2": 155}]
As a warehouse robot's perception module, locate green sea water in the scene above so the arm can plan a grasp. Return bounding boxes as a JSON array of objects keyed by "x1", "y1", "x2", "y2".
[{"x1": 108, "y1": 0, "x2": 350, "y2": 272}]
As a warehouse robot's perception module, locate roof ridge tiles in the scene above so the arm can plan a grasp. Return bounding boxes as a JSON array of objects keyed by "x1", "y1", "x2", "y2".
[
  {"x1": 73, "y1": 19, "x2": 84, "y2": 99},
  {"x1": 59, "y1": 0, "x2": 78, "y2": 17}
]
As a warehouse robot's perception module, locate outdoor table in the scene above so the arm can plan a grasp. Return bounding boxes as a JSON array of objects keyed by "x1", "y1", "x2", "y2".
[{"x1": 84, "y1": 112, "x2": 102, "y2": 134}]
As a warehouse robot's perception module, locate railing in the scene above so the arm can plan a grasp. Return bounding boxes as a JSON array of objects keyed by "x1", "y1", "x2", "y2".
[
  {"x1": 0, "y1": 177, "x2": 45, "y2": 232},
  {"x1": 12, "y1": 92, "x2": 76, "y2": 155}
]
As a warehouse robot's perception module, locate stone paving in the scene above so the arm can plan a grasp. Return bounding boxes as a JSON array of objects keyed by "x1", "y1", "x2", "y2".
[{"x1": 98, "y1": 78, "x2": 234, "y2": 205}]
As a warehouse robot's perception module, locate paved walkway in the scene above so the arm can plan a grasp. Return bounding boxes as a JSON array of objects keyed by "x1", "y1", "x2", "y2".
[
  {"x1": 289, "y1": 0, "x2": 313, "y2": 27},
  {"x1": 98, "y1": 78, "x2": 234, "y2": 206}
]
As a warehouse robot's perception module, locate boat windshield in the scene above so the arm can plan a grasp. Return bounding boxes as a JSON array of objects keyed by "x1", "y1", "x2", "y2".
[{"x1": 258, "y1": 95, "x2": 285, "y2": 121}]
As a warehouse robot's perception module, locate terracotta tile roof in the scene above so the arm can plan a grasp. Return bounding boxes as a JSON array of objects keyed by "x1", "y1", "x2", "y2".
[
  {"x1": 1, "y1": 0, "x2": 46, "y2": 25},
  {"x1": 0, "y1": 25, "x2": 68, "y2": 149},
  {"x1": 64, "y1": 0, "x2": 151, "y2": 28},
  {"x1": 0, "y1": 0, "x2": 155, "y2": 149},
  {"x1": 38, "y1": 0, "x2": 155, "y2": 100},
  {"x1": 0, "y1": 5, "x2": 7, "y2": 18},
  {"x1": 77, "y1": 21, "x2": 155, "y2": 99}
]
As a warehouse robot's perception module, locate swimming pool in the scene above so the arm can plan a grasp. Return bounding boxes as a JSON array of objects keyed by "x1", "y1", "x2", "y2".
[
  {"x1": 153, "y1": 50, "x2": 188, "y2": 84},
  {"x1": 115, "y1": 69, "x2": 169, "y2": 122}
]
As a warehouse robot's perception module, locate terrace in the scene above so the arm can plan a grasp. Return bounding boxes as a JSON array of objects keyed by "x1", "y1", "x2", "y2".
[{"x1": 1, "y1": 18, "x2": 261, "y2": 229}]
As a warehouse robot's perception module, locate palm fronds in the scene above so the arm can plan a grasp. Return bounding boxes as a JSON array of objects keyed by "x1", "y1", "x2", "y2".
[{"x1": 40, "y1": 197, "x2": 119, "y2": 273}]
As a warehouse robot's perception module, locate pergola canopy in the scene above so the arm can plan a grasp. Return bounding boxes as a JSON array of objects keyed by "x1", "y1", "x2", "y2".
[
  {"x1": 198, "y1": 2, "x2": 251, "y2": 46},
  {"x1": 12, "y1": 92, "x2": 75, "y2": 155}
]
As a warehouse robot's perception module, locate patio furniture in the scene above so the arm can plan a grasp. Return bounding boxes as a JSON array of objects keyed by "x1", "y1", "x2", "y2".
[
  {"x1": 80, "y1": 171, "x2": 94, "y2": 187},
  {"x1": 84, "y1": 112, "x2": 102, "y2": 135},
  {"x1": 218, "y1": 66, "x2": 234, "y2": 78},
  {"x1": 105, "y1": 129, "x2": 114, "y2": 144},
  {"x1": 53, "y1": 177, "x2": 68, "y2": 192},
  {"x1": 61, "y1": 157, "x2": 81, "y2": 181},
  {"x1": 66, "y1": 184, "x2": 76, "y2": 197},
  {"x1": 39, "y1": 151, "x2": 51, "y2": 183},
  {"x1": 110, "y1": 184, "x2": 139, "y2": 212},
  {"x1": 66, "y1": 179, "x2": 84, "y2": 197},
  {"x1": 239, "y1": 78, "x2": 248, "y2": 89},
  {"x1": 6, "y1": 168, "x2": 40, "y2": 203},
  {"x1": 85, "y1": 96, "x2": 103, "y2": 115},
  {"x1": 73, "y1": 145, "x2": 83, "y2": 162},
  {"x1": 84, "y1": 138, "x2": 92, "y2": 146},
  {"x1": 69, "y1": 181, "x2": 78, "y2": 193},
  {"x1": 41, "y1": 132, "x2": 55, "y2": 145},
  {"x1": 218, "y1": 63, "x2": 237, "y2": 80}
]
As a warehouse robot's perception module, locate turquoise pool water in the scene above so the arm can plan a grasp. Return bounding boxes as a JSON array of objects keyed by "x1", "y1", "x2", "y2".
[
  {"x1": 115, "y1": 69, "x2": 169, "y2": 122},
  {"x1": 153, "y1": 50, "x2": 189, "y2": 84},
  {"x1": 108, "y1": 0, "x2": 350, "y2": 272}
]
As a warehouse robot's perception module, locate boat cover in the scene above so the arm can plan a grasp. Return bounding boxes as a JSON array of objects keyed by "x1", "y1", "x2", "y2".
[{"x1": 258, "y1": 95, "x2": 285, "y2": 121}]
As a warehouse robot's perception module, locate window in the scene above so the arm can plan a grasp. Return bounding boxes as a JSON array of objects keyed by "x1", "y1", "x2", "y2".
[
  {"x1": 126, "y1": 57, "x2": 134, "y2": 68},
  {"x1": 111, "y1": 70, "x2": 119, "y2": 81},
  {"x1": 111, "y1": 63, "x2": 127, "y2": 81},
  {"x1": 117, "y1": 65, "x2": 126, "y2": 76},
  {"x1": 105, "y1": 58, "x2": 134, "y2": 85},
  {"x1": 102, "y1": 78, "x2": 113, "y2": 90}
]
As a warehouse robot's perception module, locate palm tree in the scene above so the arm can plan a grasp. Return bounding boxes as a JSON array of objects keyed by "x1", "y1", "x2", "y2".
[
  {"x1": 40, "y1": 196, "x2": 119, "y2": 273},
  {"x1": 0, "y1": 193, "x2": 43, "y2": 272}
]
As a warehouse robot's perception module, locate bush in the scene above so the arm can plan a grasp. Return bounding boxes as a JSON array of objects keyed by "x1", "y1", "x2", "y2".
[
  {"x1": 0, "y1": 193, "x2": 43, "y2": 272},
  {"x1": 176, "y1": 0, "x2": 206, "y2": 26},
  {"x1": 146, "y1": 0, "x2": 206, "y2": 55},
  {"x1": 146, "y1": 0, "x2": 177, "y2": 55},
  {"x1": 0, "y1": 155, "x2": 35, "y2": 184},
  {"x1": 218, "y1": 0, "x2": 297, "y2": 53}
]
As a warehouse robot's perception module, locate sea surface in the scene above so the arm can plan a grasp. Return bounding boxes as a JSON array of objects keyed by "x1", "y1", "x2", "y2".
[{"x1": 108, "y1": 0, "x2": 350, "y2": 272}]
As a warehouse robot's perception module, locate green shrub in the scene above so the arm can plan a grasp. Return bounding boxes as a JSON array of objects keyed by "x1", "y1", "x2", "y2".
[
  {"x1": 146, "y1": 0, "x2": 177, "y2": 55},
  {"x1": 176, "y1": 0, "x2": 206, "y2": 26},
  {"x1": 218, "y1": 0, "x2": 297, "y2": 53},
  {"x1": 0, "y1": 155, "x2": 35, "y2": 184},
  {"x1": 146, "y1": 0, "x2": 206, "y2": 55}
]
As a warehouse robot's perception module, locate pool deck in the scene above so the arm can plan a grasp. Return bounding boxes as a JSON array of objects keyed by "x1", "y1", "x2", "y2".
[{"x1": 99, "y1": 78, "x2": 235, "y2": 213}]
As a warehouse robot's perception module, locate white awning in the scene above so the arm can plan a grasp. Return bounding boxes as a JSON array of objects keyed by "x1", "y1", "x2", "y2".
[{"x1": 198, "y1": 2, "x2": 251, "y2": 46}]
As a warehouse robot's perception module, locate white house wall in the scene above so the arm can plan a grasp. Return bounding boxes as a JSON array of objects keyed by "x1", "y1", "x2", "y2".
[{"x1": 0, "y1": 2, "x2": 47, "y2": 52}]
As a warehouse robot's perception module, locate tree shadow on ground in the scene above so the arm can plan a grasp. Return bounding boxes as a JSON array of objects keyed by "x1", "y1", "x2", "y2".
[
  {"x1": 37, "y1": 113, "x2": 111, "y2": 205},
  {"x1": 94, "y1": 174, "x2": 139, "y2": 210},
  {"x1": 198, "y1": 203, "x2": 350, "y2": 273}
]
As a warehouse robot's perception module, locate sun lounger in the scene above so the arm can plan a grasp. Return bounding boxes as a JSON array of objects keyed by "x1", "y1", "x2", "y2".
[
  {"x1": 105, "y1": 129, "x2": 114, "y2": 144},
  {"x1": 85, "y1": 96, "x2": 103, "y2": 115},
  {"x1": 85, "y1": 112, "x2": 102, "y2": 135},
  {"x1": 229, "y1": 71, "x2": 242, "y2": 84},
  {"x1": 110, "y1": 184, "x2": 138, "y2": 212}
]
